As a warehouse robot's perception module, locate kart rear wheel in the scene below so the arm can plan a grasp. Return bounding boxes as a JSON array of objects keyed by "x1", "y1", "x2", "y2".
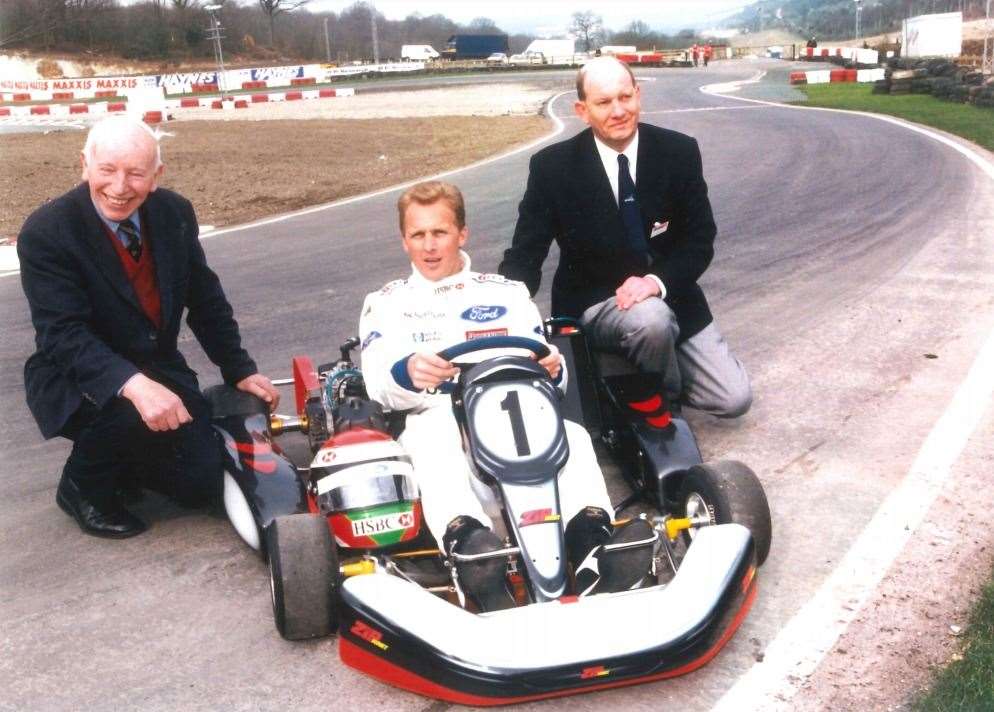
[
  {"x1": 676, "y1": 461, "x2": 772, "y2": 566},
  {"x1": 267, "y1": 513, "x2": 339, "y2": 640}
]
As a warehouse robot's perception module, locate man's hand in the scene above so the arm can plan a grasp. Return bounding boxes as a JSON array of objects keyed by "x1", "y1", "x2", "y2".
[
  {"x1": 121, "y1": 374, "x2": 192, "y2": 432},
  {"x1": 534, "y1": 343, "x2": 562, "y2": 380},
  {"x1": 407, "y1": 352, "x2": 460, "y2": 390},
  {"x1": 236, "y1": 373, "x2": 280, "y2": 412},
  {"x1": 615, "y1": 275, "x2": 661, "y2": 310}
]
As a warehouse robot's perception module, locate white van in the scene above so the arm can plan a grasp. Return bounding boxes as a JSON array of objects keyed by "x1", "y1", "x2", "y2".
[{"x1": 401, "y1": 45, "x2": 440, "y2": 61}]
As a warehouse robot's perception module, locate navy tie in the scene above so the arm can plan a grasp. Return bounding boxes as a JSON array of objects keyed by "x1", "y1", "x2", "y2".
[
  {"x1": 117, "y1": 220, "x2": 142, "y2": 262},
  {"x1": 617, "y1": 154, "x2": 647, "y2": 256}
]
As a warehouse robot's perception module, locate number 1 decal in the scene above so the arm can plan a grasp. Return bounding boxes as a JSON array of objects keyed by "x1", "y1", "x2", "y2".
[{"x1": 500, "y1": 390, "x2": 531, "y2": 456}]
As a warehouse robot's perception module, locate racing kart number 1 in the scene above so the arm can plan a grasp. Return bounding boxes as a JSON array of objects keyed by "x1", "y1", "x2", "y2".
[{"x1": 472, "y1": 384, "x2": 558, "y2": 462}]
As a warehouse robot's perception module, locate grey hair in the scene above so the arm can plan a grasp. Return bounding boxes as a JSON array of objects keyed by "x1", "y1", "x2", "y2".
[{"x1": 82, "y1": 116, "x2": 170, "y2": 169}]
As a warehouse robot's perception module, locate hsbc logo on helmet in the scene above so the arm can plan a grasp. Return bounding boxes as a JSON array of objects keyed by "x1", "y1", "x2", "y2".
[{"x1": 461, "y1": 305, "x2": 507, "y2": 322}]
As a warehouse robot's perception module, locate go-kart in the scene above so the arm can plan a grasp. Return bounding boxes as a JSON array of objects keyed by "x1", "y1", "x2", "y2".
[{"x1": 208, "y1": 330, "x2": 771, "y2": 705}]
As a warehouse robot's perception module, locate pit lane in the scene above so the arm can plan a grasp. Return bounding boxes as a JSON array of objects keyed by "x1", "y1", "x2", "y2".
[{"x1": 2, "y1": 59, "x2": 993, "y2": 711}]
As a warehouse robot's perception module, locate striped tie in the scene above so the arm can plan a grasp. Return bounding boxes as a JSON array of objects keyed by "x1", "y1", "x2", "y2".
[{"x1": 117, "y1": 220, "x2": 141, "y2": 262}]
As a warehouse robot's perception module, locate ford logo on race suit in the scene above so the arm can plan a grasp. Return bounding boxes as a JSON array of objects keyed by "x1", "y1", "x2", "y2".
[{"x1": 461, "y1": 305, "x2": 507, "y2": 323}]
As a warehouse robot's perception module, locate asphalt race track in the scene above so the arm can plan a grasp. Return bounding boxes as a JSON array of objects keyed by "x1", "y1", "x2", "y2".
[{"x1": 2, "y1": 60, "x2": 994, "y2": 710}]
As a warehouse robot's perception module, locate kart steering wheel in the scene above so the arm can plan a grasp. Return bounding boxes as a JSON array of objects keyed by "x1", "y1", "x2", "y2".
[{"x1": 433, "y1": 336, "x2": 551, "y2": 394}]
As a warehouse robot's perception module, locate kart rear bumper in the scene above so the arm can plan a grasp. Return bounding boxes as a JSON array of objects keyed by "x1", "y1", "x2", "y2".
[{"x1": 338, "y1": 523, "x2": 757, "y2": 705}]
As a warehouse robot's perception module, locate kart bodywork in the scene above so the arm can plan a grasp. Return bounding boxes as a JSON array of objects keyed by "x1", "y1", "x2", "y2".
[{"x1": 212, "y1": 330, "x2": 770, "y2": 704}]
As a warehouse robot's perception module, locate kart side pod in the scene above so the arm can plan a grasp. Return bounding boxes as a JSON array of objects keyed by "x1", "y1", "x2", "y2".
[{"x1": 338, "y1": 523, "x2": 758, "y2": 705}]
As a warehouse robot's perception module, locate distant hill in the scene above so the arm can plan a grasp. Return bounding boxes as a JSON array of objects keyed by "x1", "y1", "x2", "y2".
[{"x1": 723, "y1": 0, "x2": 987, "y2": 42}]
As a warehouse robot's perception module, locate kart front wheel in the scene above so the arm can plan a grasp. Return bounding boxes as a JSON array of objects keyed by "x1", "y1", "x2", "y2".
[
  {"x1": 676, "y1": 461, "x2": 772, "y2": 566},
  {"x1": 267, "y1": 513, "x2": 340, "y2": 640}
]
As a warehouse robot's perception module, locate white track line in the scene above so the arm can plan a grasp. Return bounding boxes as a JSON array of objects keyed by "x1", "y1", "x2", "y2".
[
  {"x1": 0, "y1": 89, "x2": 575, "y2": 279},
  {"x1": 706, "y1": 71, "x2": 994, "y2": 712}
]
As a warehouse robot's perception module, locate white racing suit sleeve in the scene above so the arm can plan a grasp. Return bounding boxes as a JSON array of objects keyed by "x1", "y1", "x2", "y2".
[{"x1": 358, "y1": 291, "x2": 427, "y2": 412}]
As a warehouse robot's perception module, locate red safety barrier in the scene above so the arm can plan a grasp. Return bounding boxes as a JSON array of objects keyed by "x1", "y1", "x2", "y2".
[
  {"x1": 829, "y1": 69, "x2": 847, "y2": 82},
  {"x1": 638, "y1": 53, "x2": 663, "y2": 63},
  {"x1": 180, "y1": 98, "x2": 200, "y2": 108},
  {"x1": 806, "y1": 47, "x2": 814, "y2": 57},
  {"x1": 290, "y1": 77, "x2": 317, "y2": 86},
  {"x1": 192, "y1": 83, "x2": 218, "y2": 93},
  {"x1": 234, "y1": 99, "x2": 248, "y2": 109},
  {"x1": 30, "y1": 105, "x2": 50, "y2": 115},
  {"x1": 13, "y1": 93, "x2": 31, "y2": 102},
  {"x1": 241, "y1": 80, "x2": 267, "y2": 90},
  {"x1": 844, "y1": 69, "x2": 858, "y2": 82},
  {"x1": 69, "y1": 104, "x2": 89, "y2": 114},
  {"x1": 143, "y1": 110, "x2": 163, "y2": 124},
  {"x1": 820, "y1": 48, "x2": 829, "y2": 57},
  {"x1": 95, "y1": 90, "x2": 117, "y2": 98},
  {"x1": 613, "y1": 53, "x2": 639, "y2": 63},
  {"x1": 251, "y1": 93, "x2": 269, "y2": 102},
  {"x1": 0, "y1": 107, "x2": 10, "y2": 116},
  {"x1": 211, "y1": 99, "x2": 223, "y2": 109},
  {"x1": 52, "y1": 91, "x2": 73, "y2": 100},
  {"x1": 319, "y1": 88, "x2": 336, "y2": 97},
  {"x1": 108, "y1": 102, "x2": 127, "y2": 112},
  {"x1": 285, "y1": 90, "x2": 303, "y2": 101},
  {"x1": 789, "y1": 71, "x2": 808, "y2": 85}
]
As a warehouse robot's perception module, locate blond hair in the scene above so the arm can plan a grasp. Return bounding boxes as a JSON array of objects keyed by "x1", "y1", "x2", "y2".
[{"x1": 397, "y1": 181, "x2": 466, "y2": 232}]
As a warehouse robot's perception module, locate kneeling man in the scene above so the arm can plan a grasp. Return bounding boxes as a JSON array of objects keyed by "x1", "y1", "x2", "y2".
[{"x1": 360, "y1": 181, "x2": 648, "y2": 610}]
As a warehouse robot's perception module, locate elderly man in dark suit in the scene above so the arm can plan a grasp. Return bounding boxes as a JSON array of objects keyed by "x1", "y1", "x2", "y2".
[
  {"x1": 18, "y1": 116, "x2": 279, "y2": 539},
  {"x1": 499, "y1": 57, "x2": 750, "y2": 417}
]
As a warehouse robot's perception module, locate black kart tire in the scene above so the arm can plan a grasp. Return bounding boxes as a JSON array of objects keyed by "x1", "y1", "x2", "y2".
[
  {"x1": 676, "y1": 460, "x2": 772, "y2": 566},
  {"x1": 267, "y1": 514, "x2": 339, "y2": 640}
]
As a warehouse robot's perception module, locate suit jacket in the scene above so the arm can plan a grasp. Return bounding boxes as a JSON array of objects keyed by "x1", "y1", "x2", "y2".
[
  {"x1": 499, "y1": 123, "x2": 717, "y2": 340},
  {"x1": 18, "y1": 183, "x2": 257, "y2": 439}
]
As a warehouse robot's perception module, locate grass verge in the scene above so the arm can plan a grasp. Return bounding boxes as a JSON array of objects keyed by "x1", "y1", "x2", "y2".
[
  {"x1": 796, "y1": 83, "x2": 994, "y2": 152},
  {"x1": 912, "y1": 572, "x2": 994, "y2": 710}
]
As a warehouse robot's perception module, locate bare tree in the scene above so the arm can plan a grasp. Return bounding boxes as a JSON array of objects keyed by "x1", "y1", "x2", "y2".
[
  {"x1": 570, "y1": 10, "x2": 602, "y2": 52},
  {"x1": 258, "y1": 0, "x2": 311, "y2": 48},
  {"x1": 467, "y1": 17, "x2": 501, "y2": 33}
]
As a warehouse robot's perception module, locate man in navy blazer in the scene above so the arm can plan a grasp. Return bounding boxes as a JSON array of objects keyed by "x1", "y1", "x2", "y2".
[
  {"x1": 499, "y1": 57, "x2": 750, "y2": 417},
  {"x1": 18, "y1": 116, "x2": 279, "y2": 539}
]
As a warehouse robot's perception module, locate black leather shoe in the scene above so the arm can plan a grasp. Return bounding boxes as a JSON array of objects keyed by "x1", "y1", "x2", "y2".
[{"x1": 56, "y1": 477, "x2": 147, "y2": 539}]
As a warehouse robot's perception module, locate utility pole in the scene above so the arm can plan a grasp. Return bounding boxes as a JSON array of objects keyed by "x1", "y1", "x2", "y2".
[
  {"x1": 855, "y1": 0, "x2": 863, "y2": 40},
  {"x1": 204, "y1": 4, "x2": 227, "y2": 100},
  {"x1": 369, "y1": 1, "x2": 379, "y2": 64},
  {"x1": 324, "y1": 16, "x2": 331, "y2": 62},
  {"x1": 984, "y1": 0, "x2": 992, "y2": 75}
]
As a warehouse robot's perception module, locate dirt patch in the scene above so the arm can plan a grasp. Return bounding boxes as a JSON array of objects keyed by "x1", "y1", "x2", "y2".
[{"x1": 0, "y1": 115, "x2": 549, "y2": 237}]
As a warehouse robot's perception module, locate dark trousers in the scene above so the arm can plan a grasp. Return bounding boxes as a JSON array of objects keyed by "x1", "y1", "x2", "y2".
[{"x1": 61, "y1": 388, "x2": 221, "y2": 508}]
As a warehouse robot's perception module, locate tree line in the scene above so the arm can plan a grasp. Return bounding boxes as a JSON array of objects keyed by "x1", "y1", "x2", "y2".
[{"x1": 0, "y1": 2, "x2": 713, "y2": 65}]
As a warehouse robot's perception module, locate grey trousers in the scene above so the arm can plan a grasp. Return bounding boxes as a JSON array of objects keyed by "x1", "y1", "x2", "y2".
[{"x1": 581, "y1": 296, "x2": 752, "y2": 417}]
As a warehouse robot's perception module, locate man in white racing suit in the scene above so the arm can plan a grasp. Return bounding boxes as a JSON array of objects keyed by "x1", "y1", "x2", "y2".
[{"x1": 359, "y1": 181, "x2": 652, "y2": 611}]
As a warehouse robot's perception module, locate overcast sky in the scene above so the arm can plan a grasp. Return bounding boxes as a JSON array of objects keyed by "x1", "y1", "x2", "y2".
[{"x1": 306, "y1": 0, "x2": 751, "y2": 34}]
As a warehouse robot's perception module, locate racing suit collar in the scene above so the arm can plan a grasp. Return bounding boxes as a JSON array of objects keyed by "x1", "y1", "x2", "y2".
[{"x1": 407, "y1": 250, "x2": 472, "y2": 291}]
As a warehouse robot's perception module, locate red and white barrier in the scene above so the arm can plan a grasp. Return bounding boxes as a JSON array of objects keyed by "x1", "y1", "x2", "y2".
[
  {"x1": 1, "y1": 86, "x2": 354, "y2": 120},
  {"x1": 789, "y1": 67, "x2": 885, "y2": 85},
  {"x1": 801, "y1": 46, "x2": 879, "y2": 64}
]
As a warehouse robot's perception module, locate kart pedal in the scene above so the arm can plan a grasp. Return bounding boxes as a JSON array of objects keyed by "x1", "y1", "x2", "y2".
[
  {"x1": 446, "y1": 519, "x2": 515, "y2": 613},
  {"x1": 580, "y1": 518, "x2": 655, "y2": 596}
]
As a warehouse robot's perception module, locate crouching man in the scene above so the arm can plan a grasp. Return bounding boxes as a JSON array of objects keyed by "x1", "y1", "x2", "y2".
[{"x1": 359, "y1": 181, "x2": 651, "y2": 611}]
